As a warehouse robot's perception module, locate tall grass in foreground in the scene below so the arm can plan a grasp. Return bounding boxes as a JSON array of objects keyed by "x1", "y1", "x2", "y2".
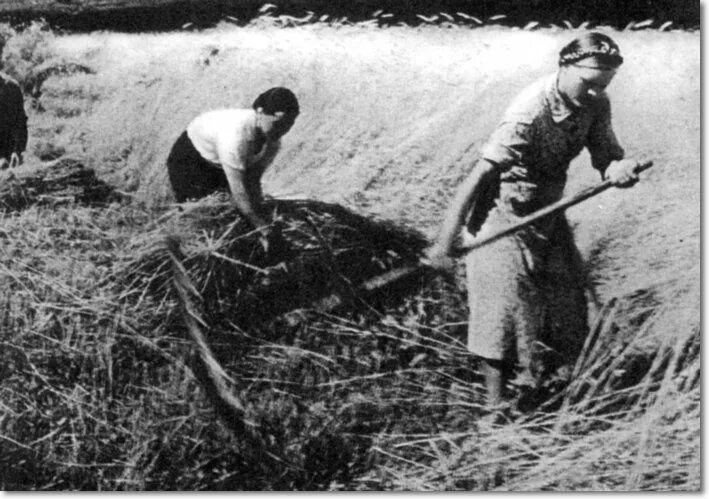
[{"x1": 0, "y1": 22, "x2": 700, "y2": 490}]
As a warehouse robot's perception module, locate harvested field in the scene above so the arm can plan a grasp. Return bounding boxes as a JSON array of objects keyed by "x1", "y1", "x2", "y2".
[
  {"x1": 0, "y1": 196, "x2": 469, "y2": 490},
  {"x1": 0, "y1": 20, "x2": 699, "y2": 491}
]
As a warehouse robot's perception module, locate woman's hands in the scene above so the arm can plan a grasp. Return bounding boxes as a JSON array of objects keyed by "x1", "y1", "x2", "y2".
[
  {"x1": 604, "y1": 158, "x2": 643, "y2": 188},
  {"x1": 422, "y1": 244, "x2": 456, "y2": 271}
]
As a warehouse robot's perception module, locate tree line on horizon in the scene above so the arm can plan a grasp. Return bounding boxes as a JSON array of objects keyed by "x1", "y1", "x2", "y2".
[{"x1": 0, "y1": 0, "x2": 698, "y2": 32}]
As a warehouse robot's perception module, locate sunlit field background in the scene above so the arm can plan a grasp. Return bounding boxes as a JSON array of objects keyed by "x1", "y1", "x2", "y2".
[{"x1": 0, "y1": 16, "x2": 699, "y2": 490}]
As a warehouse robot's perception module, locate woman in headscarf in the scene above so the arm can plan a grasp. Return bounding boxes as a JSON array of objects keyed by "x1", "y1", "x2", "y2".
[{"x1": 426, "y1": 32, "x2": 648, "y2": 416}]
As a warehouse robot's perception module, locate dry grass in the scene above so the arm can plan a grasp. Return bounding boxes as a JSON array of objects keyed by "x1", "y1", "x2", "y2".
[{"x1": 0, "y1": 21, "x2": 699, "y2": 491}]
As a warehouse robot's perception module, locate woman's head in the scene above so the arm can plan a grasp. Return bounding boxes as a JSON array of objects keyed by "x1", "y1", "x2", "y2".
[
  {"x1": 252, "y1": 87, "x2": 300, "y2": 116},
  {"x1": 557, "y1": 32, "x2": 623, "y2": 107},
  {"x1": 253, "y1": 87, "x2": 299, "y2": 140}
]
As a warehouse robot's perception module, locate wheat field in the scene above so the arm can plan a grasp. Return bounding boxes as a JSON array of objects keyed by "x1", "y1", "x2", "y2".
[{"x1": 0, "y1": 20, "x2": 699, "y2": 490}]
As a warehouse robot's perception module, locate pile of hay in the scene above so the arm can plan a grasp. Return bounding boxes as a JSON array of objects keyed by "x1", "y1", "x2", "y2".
[
  {"x1": 115, "y1": 196, "x2": 433, "y2": 333},
  {"x1": 105, "y1": 196, "x2": 465, "y2": 488},
  {"x1": 0, "y1": 158, "x2": 121, "y2": 211}
]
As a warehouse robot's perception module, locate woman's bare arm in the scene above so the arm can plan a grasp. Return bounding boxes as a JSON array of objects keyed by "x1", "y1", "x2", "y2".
[{"x1": 426, "y1": 159, "x2": 498, "y2": 265}]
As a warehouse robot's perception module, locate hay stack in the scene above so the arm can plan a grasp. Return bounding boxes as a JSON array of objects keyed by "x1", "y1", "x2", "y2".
[
  {"x1": 0, "y1": 158, "x2": 121, "y2": 212},
  {"x1": 115, "y1": 197, "x2": 432, "y2": 332}
]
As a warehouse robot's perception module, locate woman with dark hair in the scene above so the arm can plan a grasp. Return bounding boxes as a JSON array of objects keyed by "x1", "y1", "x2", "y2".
[
  {"x1": 426, "y1": 32, "x2": 648, "y2": 417},
  {"x1": 167, "y1": 87, "x2": 299, "y2": 230}
]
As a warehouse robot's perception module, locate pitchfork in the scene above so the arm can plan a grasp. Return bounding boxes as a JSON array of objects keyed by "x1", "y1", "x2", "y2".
[{"x1": 307, "y1": 160, "x2": 654, "y2": 312}]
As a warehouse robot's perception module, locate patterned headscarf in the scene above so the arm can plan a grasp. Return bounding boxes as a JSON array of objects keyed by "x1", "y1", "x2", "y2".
[{"x1": 559, "y1": 32, "x2": 623, "y2": 68}]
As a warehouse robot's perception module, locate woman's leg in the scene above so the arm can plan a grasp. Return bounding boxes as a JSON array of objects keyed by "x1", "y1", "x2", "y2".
[
  {"x1": 466, "y1": 234, "x2": 543, "y2": 407},
  {"x1": 479, "y1": 358, "x2": 506, "y2": 408}
]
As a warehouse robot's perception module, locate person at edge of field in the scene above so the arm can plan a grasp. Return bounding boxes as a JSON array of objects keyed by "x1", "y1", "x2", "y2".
[
  {"x1": 167, "y1": 87, "x2": 299, "y2": 244},
  {"x1": 0, "y1": 71, "x2": 28, "y2": 170},
  {"x1": 425, "y1": 32, "x2": 649, "y2": 419}
]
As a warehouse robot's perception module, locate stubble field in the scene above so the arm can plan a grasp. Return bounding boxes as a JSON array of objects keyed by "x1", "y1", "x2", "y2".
[{"x1": 0, "y1": 20, "x2": 700, "y2": 490}]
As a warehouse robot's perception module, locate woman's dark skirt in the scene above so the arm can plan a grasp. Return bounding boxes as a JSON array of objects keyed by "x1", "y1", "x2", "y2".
[{"x1": 167, "y1": 131, "x2": 229, "y2": 202}]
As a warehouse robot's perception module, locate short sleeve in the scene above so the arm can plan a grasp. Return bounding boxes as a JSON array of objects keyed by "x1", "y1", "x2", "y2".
[
  {"x1": 586, "y1": 97, "x2": 625, "y2": 174},
  {"x1": 480, "y1": 121, "x2": 533, "y2": 171}
]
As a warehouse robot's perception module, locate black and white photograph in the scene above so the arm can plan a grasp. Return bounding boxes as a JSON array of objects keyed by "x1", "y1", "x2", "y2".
[{"x1": 0, "y1": 0, "x2": 700, "y2": 491}]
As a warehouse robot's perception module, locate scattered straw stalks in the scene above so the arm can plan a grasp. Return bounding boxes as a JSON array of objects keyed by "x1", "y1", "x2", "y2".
[
  {"x1": 0, "y1": 19, "x2": 698, "y2": 490},
  {"x1": 0, "y1": 188, "x2": 699, "y2": 490}
]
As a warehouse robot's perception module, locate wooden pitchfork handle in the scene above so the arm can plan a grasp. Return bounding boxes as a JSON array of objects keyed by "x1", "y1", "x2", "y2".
[
  {"x1": 453, "y1": 159, "x2": 654, "y2": 255},
  {"x1": 347, "y1": 160, "x2": 654, "y2": 296}
]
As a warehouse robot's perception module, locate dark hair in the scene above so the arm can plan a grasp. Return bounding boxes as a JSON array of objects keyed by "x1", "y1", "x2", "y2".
[
  {"x1": 252, "y1": 87, "x2": 299, "y2": 116},
  {"x1": 559, "y1": 32, "x2": 623, "y2": 68}
]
